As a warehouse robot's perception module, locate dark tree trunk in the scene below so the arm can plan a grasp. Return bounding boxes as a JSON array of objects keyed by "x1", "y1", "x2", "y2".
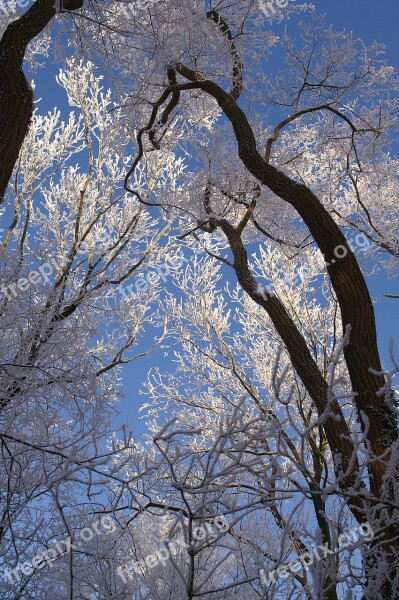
[
  {"x1": 168, "y1": 62, "x2": 399, "y2": 593},
  {"x1": 0, "y1": 0, "x2": 83, "y2": 203},
  {"x1": 176, "y1": 63, "x2": 398, "y2": 486}
]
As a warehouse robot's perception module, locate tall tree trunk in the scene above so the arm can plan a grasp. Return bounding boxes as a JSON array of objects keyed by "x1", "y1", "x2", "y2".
[
  {"x1": 174, "y1": 63, "x2": 398, "y2": 486},
  {"x1": 163, "y1": 63, "x2": 399, "y2": 593},
  {"x1": 0, "y1": 0, "x2": 83, "y2": 203}
]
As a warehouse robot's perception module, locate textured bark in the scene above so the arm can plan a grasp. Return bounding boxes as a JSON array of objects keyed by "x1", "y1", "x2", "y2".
[
  {"x1": 0, "y1": 0, "x2": 84, "y2": 203},
  {"x1": 167, "y1": 66, "x2": 399, "y2": 593},
  {"x1": 174, "y1": 63, "x2": 398, "y2": 497},
  {"x1": 219, "y1": 218, "x2": 365, "y2": 524}
]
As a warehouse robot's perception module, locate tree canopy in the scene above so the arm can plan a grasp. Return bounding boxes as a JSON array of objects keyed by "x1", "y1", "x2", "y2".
[{"x1": 1, "y1": 1, "x2": 398, "y2": 598}]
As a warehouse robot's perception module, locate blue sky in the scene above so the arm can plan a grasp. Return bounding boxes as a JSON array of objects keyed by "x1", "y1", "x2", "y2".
[
  {"x1": 26, "y1": 0, "x2": 399, "y2": 433},
  {"x1": 319, "y1": 0, "x2": 399, "y2": 366},
  {"x1": 321, "y1": 0, "x2": 399, "y2": 64},
  {"x1": 117, "y1": 0, "x2": 399, "y2": 433}
]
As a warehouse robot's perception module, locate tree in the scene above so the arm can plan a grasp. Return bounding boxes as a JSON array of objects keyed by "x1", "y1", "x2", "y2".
[
  {"x1": 138, "y1": 249, "x2": 396, "y2": 599},
  {"x1": 0, "y1": 57, "x2": 175, "y2": 599},
  {"x1": 1, "y1": 1, "x2": 399, "y2": 598},
  {"x1": 114, "y1": 3, "x2": 399, "y2": 597},
  {"x1": 0, "y1": 0, "x2": 85, "y2": 203}
]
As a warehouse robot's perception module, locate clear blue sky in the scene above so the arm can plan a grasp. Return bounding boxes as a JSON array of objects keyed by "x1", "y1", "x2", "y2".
[{"x1": 321, "y1": 0, "x2": 399, "y2": 65}]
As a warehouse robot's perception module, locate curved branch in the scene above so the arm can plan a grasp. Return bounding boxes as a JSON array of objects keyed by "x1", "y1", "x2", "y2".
[
  {"x1": 206, "y1": 10, "x2": 243, "y2": 101},
  {"x1": 149, "y1": 67, "x2": 180, "y2": 149},
  {"x1": 216, "y1": 215, "x2": 365, "y2": 523},
  {"x1": 123, "y1": 80, "x2": 200, "y2": 204},
  {"x1": 127, "y1": 55, "x2": 397, "y2": 497},
  {"x1": 264, "y1": 104, "x2": 363, "y2": 162},
  {"x1": 173, "y1": 63, "x2": 398, "y2": 495}
]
